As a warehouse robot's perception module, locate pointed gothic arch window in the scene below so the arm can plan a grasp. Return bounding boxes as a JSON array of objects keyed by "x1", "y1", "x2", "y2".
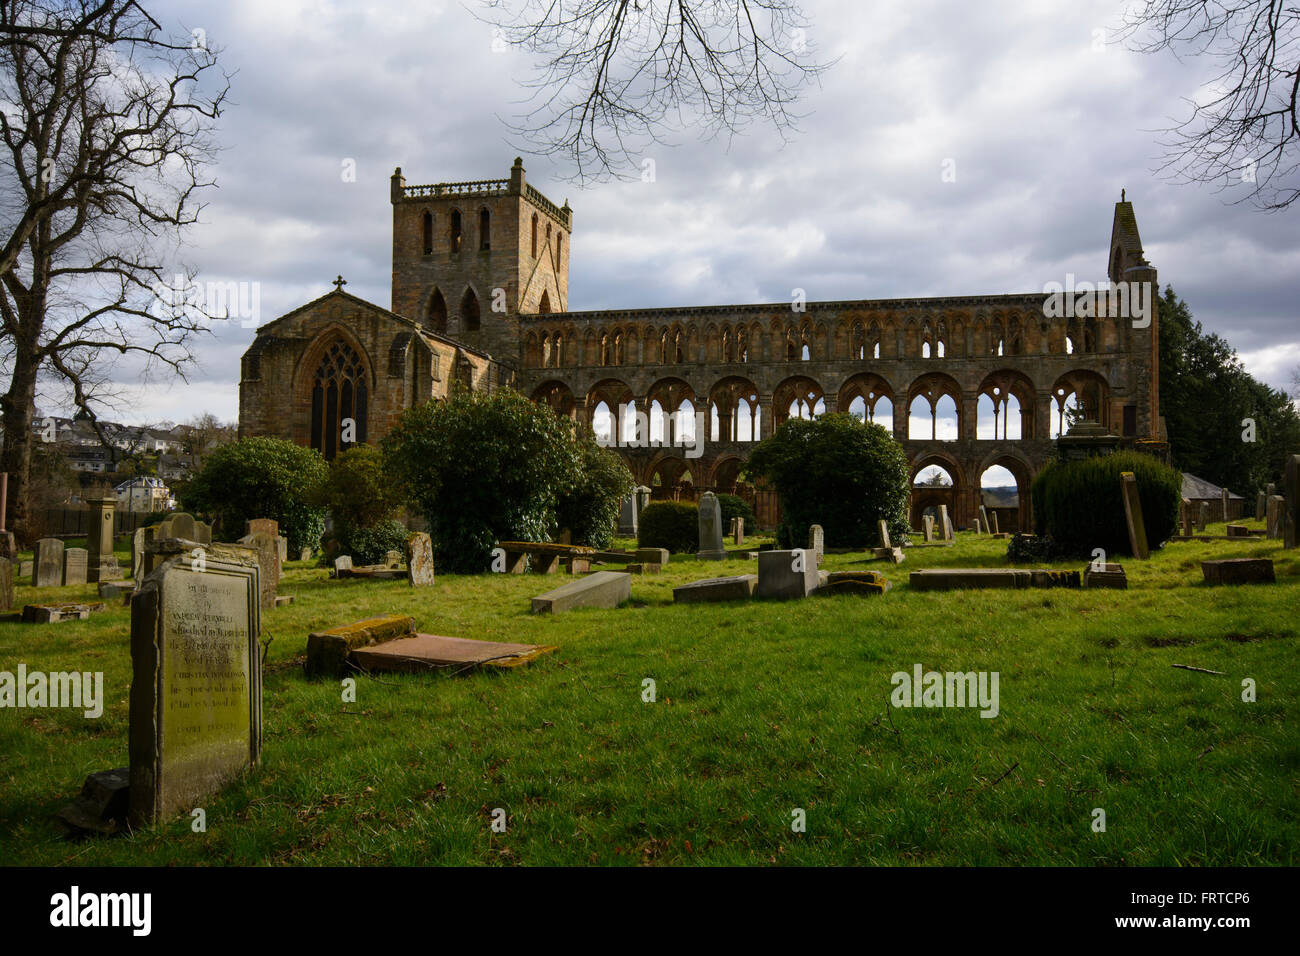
[
  {"x1": 422, "y1": 211, "x2": 433, "y2": 255},
  {"x1": 310, "y1": 339, "x2": 368, "y2": 461},
  {"x1": 461, "y1": 287, "x2": 480, "y2": 331},
  {"x1": 531, "y1": 213, "x2": 539, "y2": 257},
  {"x1": 539, "y1": 289, "x2": 552, "y2": 314},
  {"x1": 427, "y1": 288, "x2": 447, "y2": 333},
  {"x1": 479, "y1": 208, "x2": 491, "y2": 250}
]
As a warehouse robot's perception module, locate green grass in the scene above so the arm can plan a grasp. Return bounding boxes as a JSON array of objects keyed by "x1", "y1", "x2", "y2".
[{"x1": 1, "y1": 524, "x2": 1296, "y2": 865}]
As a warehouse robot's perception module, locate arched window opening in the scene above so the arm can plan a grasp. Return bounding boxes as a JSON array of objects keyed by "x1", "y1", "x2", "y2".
[
  {"x1": 449, "y1": 210, "x2": 462, "y2": 253},
  {"x1": 539, "y1": 289, "x2": 552, "y2": 314},
  {"x1": 427, "y1": 288, "x2": 447, "y2": 333},
  {"x1": 479, "y1": 208, "x2": 491, "y2": 250},
  {"x1": 531, "y1": 213, "x2": 538, "y2": 258},
  {"x1": 738, "y1": 329, "x2": 749, "y2": 362},
  {"x1": 310, "y1": 339, "x2": 368, "y2": 461},
  {"x1": 461, "y1": 287, "x2": 480, "y2": 331},
  {"x1": 673, "y1": 330, "x2": 685, "y2": 364},
  {"x1": 922, "y1": 340, "x2": 932, "y2": 359},
  {"x1": 422, "y1": 211, "x2": 433, "y2": 255},
  {"x1": 801, "y1": 343, "x2": 811, "y2": 361},
  {"x1": 592, "y1": 401, "x2": 613, "y2": 443}
]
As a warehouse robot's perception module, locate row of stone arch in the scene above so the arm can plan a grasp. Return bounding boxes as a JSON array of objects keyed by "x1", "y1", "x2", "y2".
[
  {"x1": 522, "y1": 309, "x2": 1129, "y2": 368},
  {"x1": 424, "y1": 285, "x2": 481, "y2": 335},
  {"x1": 531, "y1": 368, "x2": 1114, "y2": 442}
]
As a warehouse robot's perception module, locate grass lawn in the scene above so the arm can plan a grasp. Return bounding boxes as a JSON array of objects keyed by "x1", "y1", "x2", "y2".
[{"x1": 1, "y1": 524, "x2": 1296, "y2": 866}]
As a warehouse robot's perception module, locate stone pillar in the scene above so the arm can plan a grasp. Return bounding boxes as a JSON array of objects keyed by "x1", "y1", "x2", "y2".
[
  {"x1": 961, "y1": 395, "x2": 978, "y2": 443},
  {"x1": 893, "y1": 397, "x2": 909, "y2": 440},
  {"x1": 85, "y1": 496, "x2": 123, "y2": 583}
]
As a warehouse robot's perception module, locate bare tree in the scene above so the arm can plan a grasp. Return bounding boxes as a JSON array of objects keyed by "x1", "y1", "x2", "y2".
[
  {"x1": 1120, "y1": 0, "x2": 1300, "y2": 210},
  {"x1": 0, "y1": 0, "x2": 228, "y2": 540},
  {"x1": 480, "y1": 0, "x2": 834, "y2": 181}
]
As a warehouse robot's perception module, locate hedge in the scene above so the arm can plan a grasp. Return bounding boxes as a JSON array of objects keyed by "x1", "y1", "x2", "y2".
[{"x1": 638, "y1": 501, "x2": 699, "y2": 554}]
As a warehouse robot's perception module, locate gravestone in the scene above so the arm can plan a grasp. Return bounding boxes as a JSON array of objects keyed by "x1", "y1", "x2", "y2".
[
  {"x1": 0, "y1": 557, "x2": 12, "y2": 611},
  {"x1": 938, "y1": 505, "x2": 954, "y2": 541},
  {"x1": 1256, "y1": 491, "x2": 1266, "y2": 522},
  {"x1": 129, "y1": 543, "x2": 261, "y2": 827},
  {"x1": 733, "y1": 517, "x2": 745, "y2": 547},
  {"x1": 161, "y1": 512, "x2": 197, "y2": 541},
  {"x1": 0, "y1": 531, "x2": 14, "y2": 563},
  {"x1": 633, "y1": 485, "x2": 652, "y2": 520},
  {"x1": 972, "y1": 516, "x2": 982, "y2": 535},
  {"x1": 635, "y1": 548, "x2": 669, "y2": 566},
  {"x1": 878, "y1": 520, "x2": 891, "y2": 550},
  {"x1": 1201, "y1": 558, "x2": 1275, "y2": 586},
  {"x1": 244, "y1": 518, "x2": 277, "y2": 538},
  {"x1": 193, "y1": 521, "x2": 213, "y2": 546},
  {"x1": 85, "y1": 496, "x2": 122, "y2": 582},
  {"x1": 405, "y1": 532, "x2": 434, "y2": 587},
  {"x1": 20, "y1": 559, "x2": 32, "y2": 579},
  {"x1": 978, "y1": 505, "x2": 990, "y2": 534},
  {"x1": 1225, "y1": 523, "x2": 1249, "y2": 538},
  {"x1": 531, "y1": 571, "x2": 630, "y2": 614},
  {"x1": 1180, "y1": 500, "x2": 1193, "y2": 538},
  {"x1": 63, "y1": 548, "x2": 88, "y2": 586},
  {"x1": 1285, "y1": 455, "x2": 1298, "y2": 549},
  {"x1": 132, "y1": 526, "x2": 151, "y2": 579},
  {"x1": 990, "y1": 511, "x2": 1000, "y2": 534},
  {"x1": 1198, "y1": 501, "x2": 1209, "y2": 531},
  {"x1": 385, "y1": 550, "x2": 402, "y2": 569},
  {"x1": 755, "y1": 549, "x2": 819, "y2": 600},
  {"x1": 300, "y1": 547, "x2": 313, "y2": 562},
  {"x1": 923, "y1": 515, "x2": 934, "y2": 542},
  {"x1": 1266, "y1": 495, "x2": 1284, "y2": 539},
  {"x1": 34, "y1": 538, "x2": 64, "y2": 587},
  {"x1": 278, "y1": 536, "x2": 288, "y2": 564},
  {"x1": 673, "y1": 574, "x2": 757, "y2": 603},
  {"x1": 237, "y1": 532, "x2": 279, "y2": 610},
  {"x1": 1119, "y1": 472, "x2": 1150, "y2": 559},
  {"x1": 617, "y1": 493, "x2": 638, "y2": 537},
  {"x1": 696, "y1": 492, "x2": 725, "y2": 561},
  {"x1": 334, "y1": 555, "x2": 353, "y2": 575},
  {"x1": 1221, "y1": 488, "x2": 1231, "y2": 522},
  {"x1": 808, "y1": 524, "x2": 824, "y2": 563},
  {"x1": 1083, "y1": 561, "x2": 1127, "y2": 589}
]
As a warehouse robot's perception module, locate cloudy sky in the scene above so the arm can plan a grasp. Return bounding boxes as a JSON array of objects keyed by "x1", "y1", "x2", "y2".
[{"x1": 62, "y1": 0, "x2": 1300, "y2": 426}]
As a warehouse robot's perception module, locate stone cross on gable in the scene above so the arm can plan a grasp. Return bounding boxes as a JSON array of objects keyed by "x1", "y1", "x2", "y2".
[{"x1": 332, "y1": 275, "x2": 346, "y2": 291}]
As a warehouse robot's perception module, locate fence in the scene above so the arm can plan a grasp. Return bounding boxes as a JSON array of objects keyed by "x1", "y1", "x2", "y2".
[{"x1": 38, "y1": 507, "x2": 156, "y2": 540}]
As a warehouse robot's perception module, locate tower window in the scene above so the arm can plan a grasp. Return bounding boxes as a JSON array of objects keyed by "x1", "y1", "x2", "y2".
[
  {"x1": 450, "y1": 210, "x2": 462, "y2": 253},
  {"x1": 427, "y1": 288, "x2": 447, "y2": 333},
  {"x1": 422, "y1": 211, "x2": 433, "y2": 255},
  {"x1": 479, "y1": 208, "x2": 490, "y2": 251},
  {"x1": 531, "y1": 213, "x2": 538, "y2": 258},
  {"x1": 461, "y1": 287, "x2": 480, "y2": 331}
]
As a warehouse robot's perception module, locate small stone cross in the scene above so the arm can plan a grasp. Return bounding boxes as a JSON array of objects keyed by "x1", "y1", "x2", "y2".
[{"x1": 332, "y1": 275, "x2": 346, "y2": 291}]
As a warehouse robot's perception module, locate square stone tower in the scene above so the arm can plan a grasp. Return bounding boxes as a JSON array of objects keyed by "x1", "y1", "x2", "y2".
[{"x1": 390, "y1": 158, "x2": 571, "y2": 361}]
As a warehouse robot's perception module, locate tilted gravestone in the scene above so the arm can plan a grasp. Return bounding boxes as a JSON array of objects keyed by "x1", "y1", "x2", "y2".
[
  {"x1": 34, "y1": 538, "x2": 64, "y2": 587},
  {"x1": 938, "y1": 506, "x2": 954, "y2": 541},
  {"x1": 733, "y1": 517, "x2": 745, "y2": 547},
  {"x1": 696, "y1": 492, "x2": 725, "y2": 561},
  {"x1": 978, "y1": 505, "x2": 990, "y2": 534},
  {"x1": 1285, "y1": 455, "x2": 1298, "y2": 550},
  {"x1": 63, "y1": 548, "x2": 88, "y2": 586},
  {"x1": 673, "y1": 574, "x2": 757, "y2": 603},
  {"x1": 1120, "y1": 472, "x2": 1150, "y2": 559},
  {"x1": 878, "y1": 519, "x2": 891, "y2": 550},
  {"x1": 1197, "y1": 501, "x2": 1209, "y2": 531},
  {"x1": 405, "y1": 532, "x2": 434, "y2": 588},
  {"x1": 237, "y1": 532, "x2": 279, "y2": 610},
  {"x1": 1256, "y1": 491, "x2": 1267, "y2": 522},
  {"x1": 132, "y1": 526, "x2": 151, "y2": 579},
  {"x1": 0, "y1": 556, "x2": 12, "y2": 611},
  {"x1": 1266, "y1": 495, "x2": 1284, "y2": 540},
  {"x1": 990, "y1": 511, "x2": 1000, "y2": 534},
  {"x1": 531, "y1": 571, "x2": 630, "y2": 614},
  {"x1": 85, "y1": 496, "x2": 122, "y2": 582},
  {"x1": 808, "y1": 524, "x2": 825, "y2": 563},
  {"x1": 129, "y1": 543, "x2": 261, "y2": 827}
]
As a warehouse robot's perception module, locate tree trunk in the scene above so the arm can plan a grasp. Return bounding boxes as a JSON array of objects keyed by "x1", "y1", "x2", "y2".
[{"x1": 1, "y1": 346, "x2": 41, "y2": 543}]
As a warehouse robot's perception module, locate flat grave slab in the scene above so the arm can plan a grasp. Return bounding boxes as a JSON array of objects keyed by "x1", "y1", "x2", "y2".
[
  {"x1": 1201, "y1": 558, "x2": 1275, "y2": 585},
  {"x1": 1083, "y1": 562, "x2": 1128, "y2": 589},
  {"x1": 819, "y1": 570, "x2": 890, "y2": 596},
  {"x1": 909, "y1": 569, "x2": 1033, "y2": 591},
  {"x1": 305, "y1": 614, "x2": 417, "y2": 677},
  {"x1": 350, "y1": 634, "x2": 557, "y2": 672},
  {"x1": 531, "y1": 570, "x2": 630, "y2": 614},
  {"x1": 22, "y1": 602, "x2": 107, "y2": 623},
  {"x1": 672, "y1": 574, "x2": 757, "y2": 604}
]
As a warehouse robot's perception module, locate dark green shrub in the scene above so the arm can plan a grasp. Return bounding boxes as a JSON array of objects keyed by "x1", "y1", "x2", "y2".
[
  {"x1": 743, "y1": 413, "x2": 910, "y2": 549},
  {"x1": 382, "y1": 388, "x2": 582, "y2": 573},
  {"x1": 716, "y1": 493, "x2": 755, "y2": 528},
  {"x1": 327, "y1": 519, "x2": 411, "y2": 566},
  {"x1": 638, "y1": 501, "x2": 699, "y2": 554},
  {"x1": 555, "y1": 432, "x2": 633, "y2": 549},
  {"x1": 322, "y1": 445, "x2": 401, "y2": 530},
  {"x1": 1031, "y1": 450, "x2": 1182, "y2": 557},
  {"x1": 182, "y1": 437, "x2": 329, "y2": 553}
]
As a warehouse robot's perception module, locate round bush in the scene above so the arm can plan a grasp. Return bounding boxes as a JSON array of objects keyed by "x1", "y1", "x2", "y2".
[
  {"x1": 182, "y1": 436, "x2": 329, "y2": 553},
  {"x1": 328, "y1": 519, "x2": 411, "y2": 567},
  {"x1": 743, "y1": 413, "x2": 910, "y2": 549},
  {"x1": 715, "y1": 493, "x2": 755, "y2": 528},
  {"x1": 637, "y1": 501, "x2": 699, "y2": 554},
  {"x1": 1030, "y1": 450, "x2": 1182, "y2": 557}
]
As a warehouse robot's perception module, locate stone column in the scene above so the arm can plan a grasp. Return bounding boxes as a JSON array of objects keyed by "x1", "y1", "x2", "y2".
[{"x1": 86, "y1": 496, "x2": 123, "y2": 583}]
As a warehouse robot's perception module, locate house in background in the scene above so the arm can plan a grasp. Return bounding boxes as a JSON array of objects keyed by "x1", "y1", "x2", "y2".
[
  {"x1": 1182, "y1": 473, "x2": 1246, "y2": 523},
  {"x1": 115, "y1": 476, "x2": 174, "y2": 513}
]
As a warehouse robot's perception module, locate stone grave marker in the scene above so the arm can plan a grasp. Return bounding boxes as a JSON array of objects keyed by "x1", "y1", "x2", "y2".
[
  {"x1": 85, "y1": 496, "x2": 122, "y2": 582},
  {"x1": 299, "y1": 547, "x2": 312, "y2": 562},
  {"x1": 878, "y1": 519, "x2": 891, "y2": 550},
  {"x1": 245, "y1": 517, "x2": 277, "y2": 538},
  {"x1": 531, "y1": 571, "x2": 630, "y2": 614},
  {"x1": 1256, "y1": 491, "x2": 1266, "y2": 522},
  {"x1": 1180, "y1": 500, "x2": 1193, "y2": 538},
  {"x1": 237, "y1": 532, "x2": 279, "y2": 610},
  {"x1": 938, "y1": 505, "x2": 954, "y2": 541},
  {"x1": 733, "y1": 517, "x2": 745, "y2": 547},
  {"x1": 972, "y1": 516, "x2": 982, "y2": 534},
  {"x1": 756, "y1": 549, "x2": 819, "y2": 600},
  {"x1": 990, "y1": 511, "x2": 1000, "y2": 534},
  {"x1": 1120, "y1": 472, "x2": 1150, "y2": 559},
  {"x1": 278, "y1": 536, "x2": 288, "y2": 564},
  {"x1": 1198, "y1": 501, "x2": 1209, "y2": 531},
  {"x1": 34, "y1": 538, "x2": 64, "y2": 587},
  {"x1": 194, "y1": 520, "x2": 213, "y2": 546},
  {"x1": 808, "y1": 524, "x2": 825, "y2": 563},
  {"x1": 635, "y1": 548, "x2": 669, "y2": 566},
  {"x1": 673, "y1": 574, "x2": 757, "y2": 603},
  {"x1": 617, "y1": 493, "x2": 638, "y2": 537},
  {"x1": 1285, "y1": 454, "x2": 1298, "y2": 549},
  {"x1": 63, "y1": 547, "x2": 88, "y2": 586},
  {"x1": 132, "y1": 526, "x2": 150, "y2": 579},
  {"x1": 19, "y1": 559, "x2": 32, "y2": 579},
  {"x1": 385, "y1": 550, "x2": 402, "y2": 569},
  {"x1": 405, "y1": 532, "x2": 434, "y2": 588},
  {"x1": 923, "y1": 515, "x2": 934, "y2": 542},
  {"x1": 1201, "y1": 558, "x2": 1275, "y2": 586},
  {"x1": 1266, "y1": 495, "x2": 1284, "y2": 539},
  {"x1": 334, "y1": 555, "x2": 353, "y2": 575},
  {"x1": 978, "y1": 505, "x2": 990, "y2": 534},
  {"x1": 162, "y1": 512, "x2": 197, "y2": 541},
  {"x1": 1221, "y1": 488, "x2": 1230, "y2": 522},
  {"x1": 1225, "y1": 523, "x2": 1249, "y2": 538},
  {"x1": 696, "y1": 492, "x2": 725, "y2": 561},
  {"x1": 129, "y1": 543, "x2": 261, "y2": 827},
  {"x1": 0, "y1": 556, "x2": 12, "y2": 611}
]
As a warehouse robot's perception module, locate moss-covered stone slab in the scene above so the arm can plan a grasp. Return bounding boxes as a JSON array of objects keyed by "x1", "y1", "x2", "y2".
[{"x1": 304, "y1": 614, "x2": 417, "y2": 677}]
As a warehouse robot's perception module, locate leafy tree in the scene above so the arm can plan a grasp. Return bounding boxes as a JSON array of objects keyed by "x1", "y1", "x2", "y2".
[
  {"x1": 1159, "y1": 285, "x2": 1300, "y2": 494},
  {"x1": 321, "y1": 444, "x2": 401, "y2": 531},
  {"x1": 554, "y1": 430, "x2": 632, "y2": 548},
  {"x1": 715, "y1": 492, "x2": 754, "y2": 528},
  {"x1": 637, "y1": 501, "x2": 699, "y2": 554},
  {"x1": 743, "y1": 413, "x2": 910, "y2": 549},
  {"x1": 182, "y1": 436, "x2": 328, "y2": 552},
  {"x1": 383, "y1": 388, "x2": 582, "y2": 573}
]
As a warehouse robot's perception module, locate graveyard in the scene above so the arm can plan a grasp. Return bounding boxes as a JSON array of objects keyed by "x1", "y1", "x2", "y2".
[{"x1": 1, "y1": 518, "x2": 1295, "y2": 866}]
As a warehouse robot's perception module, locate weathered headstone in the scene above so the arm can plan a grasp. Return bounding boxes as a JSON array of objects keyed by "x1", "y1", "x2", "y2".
[
  {"x1": 129, "y1": 543, "x2": 261, "y2": 827},
  {"x1": 405, "y1": 532, "x2": 434, "y2": 587},
  {"x1": 755, "y1": 549, "x2": 819, "y2": 600},
  {"x1": 923, "y1": 515, "x2": 934, "y2": 542},
  {"x1": 278, "y1": 536, "x2": 288, "y2": 564},
  {"x1": 990, "y1": 511, "x2": 1000, "y2": 534},
  {"x1": 85, "y1": 496, "x2": 122, "y2": 582},
  {"x1": 733, "y1": 516, "x2": 745, "y2": 547},
  {"x1": 161, "y1": 512, "x2": 197, "y2": 541},
  {"x1": 531, "y1": 571, "x2": 630, "y2": 614},
  {"x1": 1119, "y1": 472, "x2": 1149, "y2": 559},
  {"x1": 635, "y1": 547, "x2": 669, "y2": 565},
  {"x1": 878, "y1": 519, "x2": 891, "y2": 550},
  {"x1": 63, "y1": 548, "x2": 88, "y2": 586},
  {"x1": 617, "y1": 493, "x2": 638, "y2": 537},
  {"x1": 672, "y1": 574, "x2": 757, "y2": 604},
  {"x1": 1256, "y1": 491, "x2": 1267, "y2": 522},
  {"x1": 244, "y1": 518, "x2": 277, "y2": 538},
  {"x1": 696, "y1": 492, "x2": 725, "y2": 561},
  {"x1": 1201, "y1": 558, "x2": 1275, "y2": 586},
  {"x1": 34, "y1": 538, "x2": 63, "y2": 587},
  {"x1": 132, "y1": 526, "x2": 150, "y2": 579},
  {"x1": 193, "y1": 521, "x2": 213, "y2": 546},
  {"x1": 1225, "y1": 523, "x2": 1249, "y2": 538},
  {"x1": 237, "y1": 532, "x2": 279, "y2": 610},
  {"x1": 972, "y1": 516, "x2": 982, "y2": 534},
  {"x1": 0, "y1": 531, "x2": 14, "y2": 563},
  {"x1": 385, "y1": 550, "x2": 402, "y2": 569},
  {"x1": 334, "y1": 555, "x2": 353, "y2": 575},
  {"x1": 0, "y1": 557, "x2": 12, "y2": 611},
  {"x1": 1198, "y1": 501, "x2": 1209, "y2": 531},
  {"x1": 1083, "y1": 561, "x2": 1127, "y2": 589},
  {"x1": 808, "y1": 524, "x2": 824, "y2": 563},
  {"x1": 1180, "y1": 500, "x2": 1193, "y2": 538},
  {"x1": 299, "y1": 547, "x2": 312, "y2": 562},
  {"x1": 98, "y1": 581, "x2": 133, "y2": 600},
  {"x1": 1285, "y1": 455, "x2": 1299, "y2": 549},
  {"x1": 1266, "y1": 495, "x2": 1284, "y2": 540},
  {"x1": 19, "y1": 559, "x2": 32, "y2": 579},
  {"x1": 938, "y1": 505, "x2": 954, "y2": 541},
  {"x1": 978, "y1": 505, "x2": 990, "y2": 534}
]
